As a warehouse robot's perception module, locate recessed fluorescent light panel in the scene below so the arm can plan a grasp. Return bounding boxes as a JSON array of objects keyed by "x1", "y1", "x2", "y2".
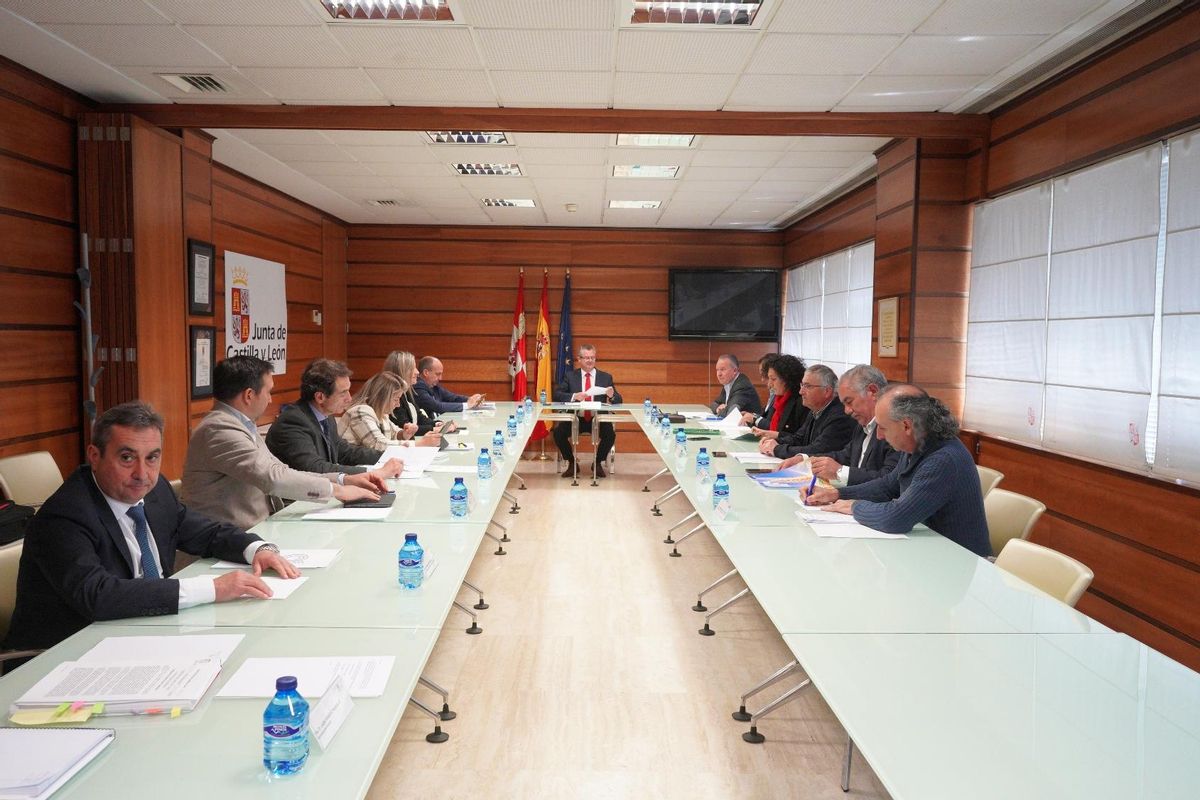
[
  {"x1": 612, "y1": 165, "x2": 679, "y2": 178},
  {"x1": 321, "y1": 0, "x2": 452, "y2": 21},
  {"x1": 608, "y1": 200, "x2": 662, "y2": 209},
  {"x1": 616, "y1": 134, "x2": 696, "y2": 148},
  {"x1": 427, "y1": 131, "x2": 510, "y2": 145},
  {"x1": 453, "y1": 163, "x2": 523, "y2": 176},
  {"x1": 630, "y1": 1, "x2": 762, "y2": 25},
  {"x1": 482, "y1": 199, "x2": 536, "y2": 207}
]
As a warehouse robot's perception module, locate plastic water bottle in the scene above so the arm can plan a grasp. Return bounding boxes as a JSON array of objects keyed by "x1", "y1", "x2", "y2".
[
  {"x1": 649, "y1": 405, "x2": 660, "y2": 426},
  {"x1": 397, "y1": 532, "x2": 423, "y2": 590},
  {"x1": 674, "y1": 428, "x2": 688, "y2": 458},
  {"x1": 644, "y1": 398, "x2": 652, "y2": 417},
  {"x1": 506, "y1": 414, "x2": 518, "y2": 441},
  {"x1": 660, "y1": 416, "x2": 671, "y2": 441},
  {"x1": 477, "y1": 448, "x2": 492, "y2": 480},
  {"x1": 514, "y1": 403, "x2": 525, "y2": 426},
  {"x1": 450, "y1": 477, "x2": 468, "y2": 518},
  {"x1": 263, "y1": 676, "x2": 309, "y2": 775},
  {"x1": 491, "y1": 430, "x2": 505, "y2": 461},
  {"x1": 696, "y1": 447, "x2": 711, "y2": 482},
  {"x1": 539, "y1": 389, "x2": 547, "y2": 404},
  {"x1": 713, "y1": 473, "x2": 730, "y2": 509},
  {"x1": 524, "y1": 396, "x2": 534, "y2": 420}
]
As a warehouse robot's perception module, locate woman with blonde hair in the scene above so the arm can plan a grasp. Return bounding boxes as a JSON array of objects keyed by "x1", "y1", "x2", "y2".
[
  {"x1": 384, "y1": 350, "x2": 440, "y2": 435},
  {"x1": 340, "y1": 370, "x2": 440, "y2": 448}
]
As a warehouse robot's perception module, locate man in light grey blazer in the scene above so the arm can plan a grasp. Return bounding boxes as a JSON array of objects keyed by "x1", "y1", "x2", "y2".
[{"x1": 182, "y1": 356, "x2": 387, "y2": 530}]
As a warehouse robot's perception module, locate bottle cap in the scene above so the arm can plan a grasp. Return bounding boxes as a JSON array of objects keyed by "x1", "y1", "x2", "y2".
[
  {"x1": 275, "y1": 676, "x2": 298, "y2": 692},
  {"x1": 699, "y1": 447, "x2": 707, "y2": 452},
  {"x1": 717, "y1": 473, "x2": 726, "y2": 479},
  {"x1": 404, "y1": 533, "x2": 417, "y2": 542},
  {"x1": 481, "y1": 448, "x2": 489, "y2": 453}
]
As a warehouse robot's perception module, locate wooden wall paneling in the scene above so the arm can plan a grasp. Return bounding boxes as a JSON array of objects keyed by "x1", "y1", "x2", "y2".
[
  {"x1": 322, "y1": 219, "x2": 348, "y2": 362},
  {"x1": 0, "y1": 382, "x2": 80, "y2": 444},
  {"x1": 0, "y1": 213, "x2": 76, "y2": 274},
  {"x1": 782, "y1": 182, "x2": 875, "y2": 266},
  {"x1": 0, "y1": 154, "x2": 75, "y2": 223},
  {"x1": 182, "y1": 131, "x2": 215, "y2": 430},
  {"x1": 130, "y1": 118, "x2": 188, "y2": 477},
  {"x1": 211, "y1": 183, "x2": 323, "y2": 252}
]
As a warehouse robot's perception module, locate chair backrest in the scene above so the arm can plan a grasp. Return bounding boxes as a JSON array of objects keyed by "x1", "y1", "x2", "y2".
[
  {"x1": 976, "y1": 465, "x2": 1004, "y2": 497},
  {"x1": 0, "y1": 541, "x2": 22, "y2": 642},
  {"x1": 0, "y1": 451, "x2": 64, "y2": 507},
  {"x1": 995, "y1": 539, "x2": 1094, "y2": 607},
  {"x1": 169, "y1": 478, "x2": 182, "y2": 495},
  {"x1": 985, "y1": 489, "x2": 1046, "y2": 560}
]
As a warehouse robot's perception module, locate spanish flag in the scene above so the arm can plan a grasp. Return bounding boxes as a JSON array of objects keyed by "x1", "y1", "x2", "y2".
[{"x1": 531, "y1": 268, "x2": 552, "y2": 441}]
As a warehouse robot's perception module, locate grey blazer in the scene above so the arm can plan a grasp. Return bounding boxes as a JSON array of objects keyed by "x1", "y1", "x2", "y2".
[{"x1": 182, "y1": 403, "x2": 336, "y2": 529}]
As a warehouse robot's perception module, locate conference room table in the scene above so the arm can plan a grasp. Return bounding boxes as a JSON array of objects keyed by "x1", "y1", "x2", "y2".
[{"x1": 3, "y1": 401, "x2": 1198, "y2": 800}]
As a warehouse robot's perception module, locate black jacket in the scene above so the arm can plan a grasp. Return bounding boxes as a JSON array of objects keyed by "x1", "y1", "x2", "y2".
[
  {"x1": 265, "y1": 402, "x2": 380, "y2": 475},
  {"x1": 815, "y1": 423, "x2": 901, "y2": 485},
  {"x1": 553, "y1": 369, "x2": 623, "y2": 405},
  {"x1": 712, "y1": 372, "x2": 763, "y2": 416},
  {"x1": 389, "y1": 393, "x2": 438, "y2": 434},
  {"x1": 774, "y1": 398, "x2": 857, "y2": 458}
]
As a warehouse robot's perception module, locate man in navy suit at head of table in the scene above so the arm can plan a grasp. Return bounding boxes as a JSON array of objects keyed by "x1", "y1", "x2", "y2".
[{"x1": 552, "y1": 344, "x2": 623, "y2": 478}]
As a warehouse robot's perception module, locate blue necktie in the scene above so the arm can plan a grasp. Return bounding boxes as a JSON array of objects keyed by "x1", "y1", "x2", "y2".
[
  {"x1": 126, "y1": 505, "x2": 161, "y2": 579},
  {"x1": 320, "y1": 417, "x2": 337, "y2": 459}
]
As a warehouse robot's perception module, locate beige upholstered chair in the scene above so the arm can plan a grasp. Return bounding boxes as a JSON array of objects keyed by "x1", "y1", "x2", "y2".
[
  {"x1": 995, "y1": 539, "x2": 1094, "y2": 607},
  {"x1": 985, "y1": 489, "x2": 1046, "y2": 561},
  {"x1": 976, "y1": 465, "x2": 1004, "y2": 497},
  {"x1": 0, "y1": 451, "x2": 64, "y2": 508},
  {"x1": 169, "y1": 478, "x2": 183, "y2": 494},
  {"x1": 0, "y1": 541, "x2": 42, "y2": 664}
]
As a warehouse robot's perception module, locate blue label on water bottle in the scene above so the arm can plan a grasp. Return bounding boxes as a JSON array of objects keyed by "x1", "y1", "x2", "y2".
[
  {"x1": 265, "y1": 724, "x2": 302, "y2": 738},
  {"x1": 398, "y1": 558, "x2": 420, "y2": 567}
]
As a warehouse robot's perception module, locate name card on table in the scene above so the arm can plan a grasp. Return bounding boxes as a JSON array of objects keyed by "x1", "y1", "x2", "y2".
[
  {"x1": 310, "y1": 676, "x2": 353, "y2": 751},
  {"x1": 714, "y1": 499, "x2": 732, "y2": 521}
]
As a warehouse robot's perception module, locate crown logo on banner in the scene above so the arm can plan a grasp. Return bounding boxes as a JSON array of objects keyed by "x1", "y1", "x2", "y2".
[{"x1": 230, "y1": 266, "x2": 252, "y2": 345}]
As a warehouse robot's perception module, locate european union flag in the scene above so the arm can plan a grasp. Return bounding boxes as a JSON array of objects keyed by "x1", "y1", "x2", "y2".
[{"x1": 555, "y1": 272, "x2": 573, "y2": 384}]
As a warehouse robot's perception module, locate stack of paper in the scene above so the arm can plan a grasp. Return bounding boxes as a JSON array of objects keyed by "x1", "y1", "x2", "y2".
[
  {"x1": 748, "y1": 464, "x2": 814, "y2": 489},
  {"x1": 794, "y1": 508, "x2": 909, "y2": 539},
  {"x1": 374, "y1": 445, "x2": 439, "y2": 479},
  {"x1": 731, "y1": 452, "x2": 782, "y2": 466},
  {"x1": 0, "y1": 728, "x2": 114, "y2": 800}
]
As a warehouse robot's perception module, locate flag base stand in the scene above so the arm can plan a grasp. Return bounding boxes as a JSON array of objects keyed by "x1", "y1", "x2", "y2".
[{"x1": 532, "y1": 438, "x2": 551, "y2": 461}]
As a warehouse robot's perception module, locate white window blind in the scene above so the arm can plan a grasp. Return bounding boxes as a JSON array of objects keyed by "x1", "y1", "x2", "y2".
[
  {"x1": 966, "y1": 135, "x2": 1200, "y2": 485},
  {"x1": 781, "y1": 241, "x2": 874, "y2": 377}
]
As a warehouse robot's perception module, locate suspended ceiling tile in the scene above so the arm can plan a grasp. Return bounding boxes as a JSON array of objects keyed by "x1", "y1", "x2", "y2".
[
  {"x1": 605, "y1": 147, "x2": 695, "y2": 166},
  {"x1": 43, "y1": 24, "x2": 227, "y2": 67},
  {"x1": 674, "y1": 179, "x2": 756, "y2": 193},
  {"x1": 313, "y1": 174, "x2": 396, "y2": 188},
  {"x1": 253, "y1": 142, "x2": 356, "y2": 162},
  {"x1": 774, "y1": 150, "x2": 875, "y2": 168},
  {"x1": 365, "y1": 206, "x2": 437, "y2": 224},
  {"x1": 181, "y1": 25, "x2": 352, "y2": 68},
  {"x1": 617, "y1": 29, "x2": 759, "y2": 74},
  {"x1": 484, "y1": 205, "x2": 548, "y2": 224},
  {"x1": 231, "y1": 129, "x2": 335, "y2": 145},
  {"x1": 121, "y1": 66, "x2": 276, "y2": 101},
  {"x1": 839, "y1": 74, "x2": 980, "y2": 108},
  {"x1": 918, "y1": 0, "x2": 1109, "y2": 35},
  {"x1": 475, "y1": 29, "x2": 614, "y2": 71},
  {"x1": 491, "y1": 70, "x2": 611, "y2": 107},
  {"x1": 700, "y1": 135, "x2": 804, "y2": 150},
  {"x1": 365, "y1": 68, "x2": 497, "y2": 105},
  {"x1": 612, "y1": 71, "x2": 737, "y2": 110},
  {"x1": 751, "y1": 179, "x2": 835, "y2": 198},
  {"x1": 725, "y1": 74, "x2": 858, "y2": 111},
  {"x1": 517, "y1": 148, "x2": 606, "y2": 166},
  {"x1": 511, "y1": 132, "x2": 610, "y2": 148},
  {"x1": 686, "y1": 149, "x2": 781, "y2": 167},
  {"x1": 286, "y1": 160, "x2": 378, "y2": 176},
  {"x1": 427, "y1": 144, "x2": 517, "y2": 162},
  {"x1": 327, "y1": 25, "x2": 483, "y2": 70},
  {"x1": 323, "y1": 130, "x2": 430, "y2": 147},
  {"x1": 874, "y1": 34, "x2": 1047, "y2": 76},
  {"x1": 767, "y1": 0, "x2": 945, "y2": 34},
  {"x1": 746, "y1": 34, "x2": 902, "y2": 75},
  {"x1": 341, "y1": 142, "x2": 445, "y2": 163},
  {"x1": 428, "y1": 207, "x2": 493, "y2": 224},
  {"x1": 240, "y1": 67, "x2": 385, "y2": 101},
  {"x1": 459, "y1": 176, "x2": 537, "y2": 197},
  {"x1": 390, "y1": 175, "x2": 466, "y2": 191},
  {"x1": 458, "y1": 0, "x2": 615, "y2": 30},
  {"x1": 141, "y1": 0, "x2": 325, "y2": 25},
  {"x1": 0, "y1": 0, "x2": 171, "y2": 24},
  {"x1": 604, "y1": 177, "x2": 680, "y2": 196},
  {"x1": 770, "y1": 166, "x2": 854, "y2": 182},
  {"x1": 522, "y1": 163, "x2": 608, "y2": 179},
  {"x1": 686, "y1": 165, "x2": 769, "y2": 181},
  {"x1": 361, "y1": 163, "x2": 453, "y2": 178}
]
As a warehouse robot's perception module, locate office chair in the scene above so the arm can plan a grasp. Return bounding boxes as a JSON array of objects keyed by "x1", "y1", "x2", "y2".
[
  {"x1": 985, "y1": 489, "x2": 1046, "y2": 561},
  {"x1": 0, "y1": 542, "x2": 43, "y2": 667},
  {"x1": 995, "y1": 538, "x2": 1094, "y2": 607},
  {"x1": 0, "y1": 451, "x2": 64, "y2": 508},
  {"x1": 976, "y1": 465, "x2": 1004, "y2": 497}
]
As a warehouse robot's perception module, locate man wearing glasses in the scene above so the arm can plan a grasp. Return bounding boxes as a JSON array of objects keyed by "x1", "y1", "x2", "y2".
[{"x1": 762, "y1": 364, "x2": 857, "y2": 459}]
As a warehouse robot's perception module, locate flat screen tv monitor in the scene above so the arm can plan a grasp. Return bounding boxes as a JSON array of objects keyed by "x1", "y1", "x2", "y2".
[{"x1": 668, "y1": 269, "x2": 780, "y2": 342}]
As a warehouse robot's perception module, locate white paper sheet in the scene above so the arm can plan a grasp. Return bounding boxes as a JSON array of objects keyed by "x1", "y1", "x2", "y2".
[
  {"x1": 795, "y1": 506, "x2": 861, "y2": 524},
  {"x1": 251, "y1": 576, "x2": 308, "y2": 599},
  {"x1": 797, "y1": 513, "x2": 909, "y2": 539},
  {"x1": 310, "y1": 676, "x2": 353, "y2": 751},
  {"x1": 0, "y1": 728, "x2": 114, "y2": 800},
  {"x1": 216, "y1": 656, "x2": 395, "y2": 699},
  {"x1": 721, "y1": 407, "x2": 742, "y2": 425},
  {"x1": 78, "y1": 634, "x2": 244, "y2": 665},
  {"x1": 211, "y1": 549, "x2": 340, "y2": 570},
  {"x1": 303, "y1": 506, "x2": 390, "y2": 521},
  {"x1": 731, "y1": 452, "x2": 782, "y2": 465},
  {"x1": 584, "y1": 385, "x2": 609, "y2": 397},
  {"x1": 425, "y1": 464, "x2": 474, "y2": 473},
  {"x1": 374, "y1": 445, "x2": 439, "y2": 478},
  {"x1": 14, "y1": 660, "x2": 222, "y2": 713}
]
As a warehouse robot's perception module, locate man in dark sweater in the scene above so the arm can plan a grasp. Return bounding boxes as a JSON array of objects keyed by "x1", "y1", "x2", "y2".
[{"x1": 803, "y1": 385, "x2": 991, "y2": 557}]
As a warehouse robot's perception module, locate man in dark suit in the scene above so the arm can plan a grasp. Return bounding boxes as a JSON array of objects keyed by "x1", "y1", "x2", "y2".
[
  {"x1": 552, "y1": 343, "x2": 623, "y2": 478},
  {"x1": 712, "y1": 354, "x2": 763, "y2": 417},
  {"x1": 3, "y1": 402, "x2": 300, "y2": 658},
  {"x1": 782, "y1": 364, "x2": 905, "y2": 485},
  {"x1": 768, "y1": 364, "x2": 858, "y2": 459},
  {"x1": 413, "y1": 356, "x2": 485, "y2": 418},
  {"x1": 265, "y1": 358, "x2": 404, "y2": 478}
]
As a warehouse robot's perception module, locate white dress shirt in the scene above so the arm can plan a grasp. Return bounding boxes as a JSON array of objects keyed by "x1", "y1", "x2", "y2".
[
  {"x1": 835, "y1": 421, "x2": 876, "y2": 484},
  {"x1": 96, "y1": 478, "x2": 267, "y2": 608}
]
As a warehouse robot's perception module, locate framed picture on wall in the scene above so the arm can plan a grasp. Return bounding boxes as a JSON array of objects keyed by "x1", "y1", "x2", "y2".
[
  {"x1": 190, "y1": 325, "x2": 215, "y2": 399},
  {"x1": 187, "y1": 239, "x2": 215, "y2": 315}
]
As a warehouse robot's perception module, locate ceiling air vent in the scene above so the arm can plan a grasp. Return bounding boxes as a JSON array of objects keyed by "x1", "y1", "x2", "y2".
[{"x1": 158, "y1": 74, "x2": 229, "y2": 94}]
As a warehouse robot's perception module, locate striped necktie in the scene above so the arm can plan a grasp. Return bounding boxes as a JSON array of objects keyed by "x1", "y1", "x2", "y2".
[{"x1": 126, "y1": 504, "x2": 161, "y2": 579}]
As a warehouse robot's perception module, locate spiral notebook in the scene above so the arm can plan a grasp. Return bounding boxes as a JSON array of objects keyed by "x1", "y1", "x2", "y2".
[{"x1": 0, "y1": 727, "x2": 114, "y2": 799}]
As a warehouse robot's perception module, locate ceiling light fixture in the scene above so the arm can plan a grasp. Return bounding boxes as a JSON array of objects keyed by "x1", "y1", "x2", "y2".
[
  {"x1": 630, "y1": 1, "x2": 762, "y2": 25},
  {"x1": 615, "y1": 134, "x2": 696, "y2": 148},
  {"x1": 612, "y1": 165, "x2": 679, "y2": 178},
  {"x1": 482, "y1": 198, "x2": 536, "y2": 207},
  {"x1": 608, "y1": 200, "x2": 662, "y2": 209},
  {"x1": 427, "y1": 131, "x2": 510, "y2": 145},
  {"x1": 320, "y1": 0, "x2": 452, "y2": 21},
  {"x1": 453, "y1": 163, "x2": 523, "y2": 176}
]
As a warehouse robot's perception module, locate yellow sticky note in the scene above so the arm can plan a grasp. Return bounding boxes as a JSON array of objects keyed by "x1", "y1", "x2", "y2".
[
  {"x1": 9, "y1": 708, "x2": 93, "y2": 726},
  {"x1": 92, "y1": 703, "x2": 105, "y2": 715},
  {"x1": 170, "y1": 707, "x2": 181, "y2": 719}
]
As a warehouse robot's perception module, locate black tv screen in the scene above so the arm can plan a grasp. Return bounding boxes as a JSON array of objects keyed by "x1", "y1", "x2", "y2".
[{"x1": 668, "y1": 269, "x2": 780, "y2": 342}]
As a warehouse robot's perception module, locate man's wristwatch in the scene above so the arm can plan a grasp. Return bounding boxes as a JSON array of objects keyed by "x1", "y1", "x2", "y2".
[{"x1": 257, "y1": 543, "x2": 281, "y2": 556}]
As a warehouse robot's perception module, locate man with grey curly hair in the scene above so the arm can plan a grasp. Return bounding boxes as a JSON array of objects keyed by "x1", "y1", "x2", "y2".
[{"x1": 802, "y1": 383, "x2": 991, "y2": 557}]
